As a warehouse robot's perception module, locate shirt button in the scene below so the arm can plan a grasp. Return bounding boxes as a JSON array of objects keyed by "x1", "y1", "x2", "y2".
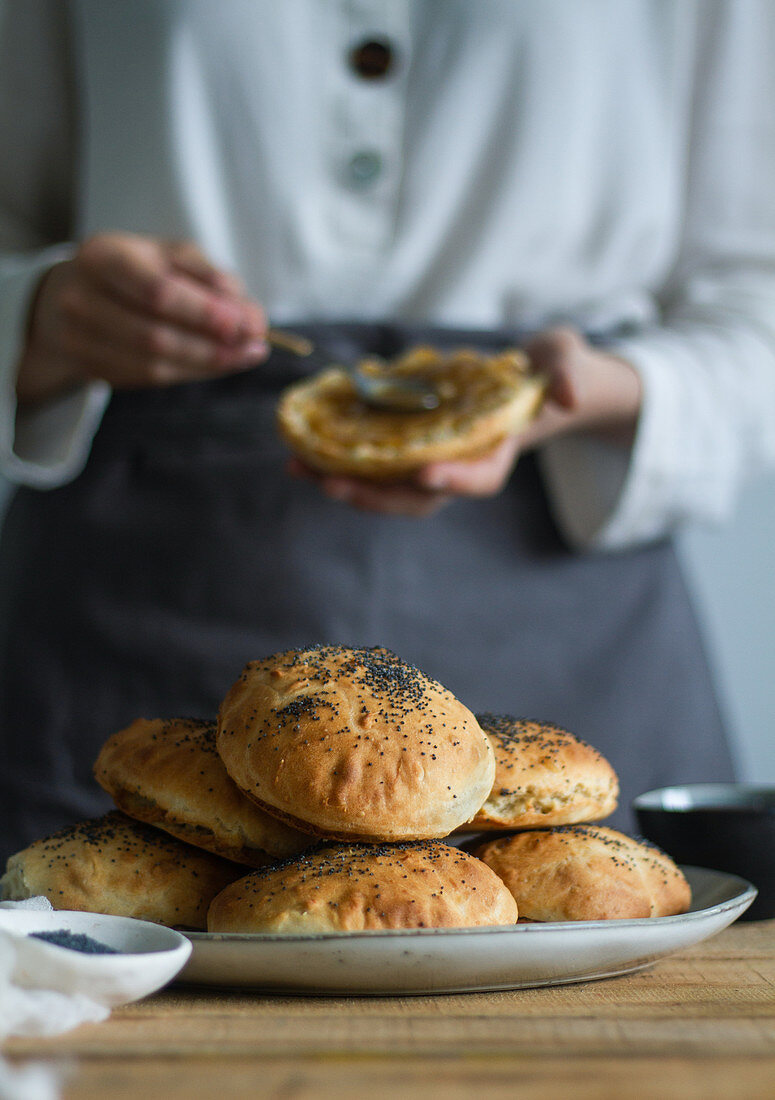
[
  {"x1": 349, "y1": 38, "x2": 395, "y2": 79},
  {"x1": 347, "y1": 150, "x2": 383, "y2": 186}
]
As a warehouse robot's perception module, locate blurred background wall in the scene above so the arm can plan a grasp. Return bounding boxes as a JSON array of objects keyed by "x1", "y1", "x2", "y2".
[
  {"x1": 677, "y1": 473, "x2": 775, "y2": 782},
  {"x1": 1, "y1": 467, "x2": 773, "y2": 786}
]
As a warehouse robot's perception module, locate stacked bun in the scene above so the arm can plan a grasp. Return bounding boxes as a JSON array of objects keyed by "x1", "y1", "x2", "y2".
[
  {"x1": 473, "y1": 825, "x2": 691, "y2": 921},
  {"x1": 209, "y1": 841, "x2": 518, "y2": 933},
  {"x1": 94, "y1": 717, "x2": 311, "y2": 863},
  {"x1": 461, "y1": 713, "x2": 689, "y2": 920},
  {"x1": 209, "y1": 645, "x2": 515, "y2": 930},
  {"x1": 1, "y1": 645, "x2": 690, "y2": 932},
  {"x1": 0, "y1": 812, "x2": 243, "y2": 930},
  {"x1": 215, "y1": 645, "x2": 494, "y2": 840},
  {"x1": 462, "y1": 714, "x2": 619, "y2": 830}
]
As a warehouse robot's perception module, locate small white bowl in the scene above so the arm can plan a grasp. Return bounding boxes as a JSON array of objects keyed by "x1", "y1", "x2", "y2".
[{"x1": 0, "y1": 908, "x2": 192, "y2": 1006}]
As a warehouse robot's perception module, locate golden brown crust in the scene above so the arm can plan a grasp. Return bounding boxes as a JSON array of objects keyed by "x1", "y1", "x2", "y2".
[
  {"x1": 216, "y1": 645, "x2": 495, "y2": 841},
  {"x1": 0, "y1": 812, "x2": 245, "y2": 930},
  {"x1": 207, "y1": 839, "x2": 518, "y2": 932},
  {"x1": 473, "y1": 825, "x2": 691, "y2": 921},
  {"x1": 461, "y1": 715, "x2": 619, "y2": 830},
  {"x1": 276, "y1": 345, "x2": 545, "y2": 480},
  {"x1": 93, "y1": 717, "x2": 311, "y2": 864}
]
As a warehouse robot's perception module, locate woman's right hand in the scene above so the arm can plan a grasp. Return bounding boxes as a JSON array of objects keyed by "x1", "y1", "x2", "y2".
[{"x1": 15, "y1": 232, "x2": 269, "y2": 405}]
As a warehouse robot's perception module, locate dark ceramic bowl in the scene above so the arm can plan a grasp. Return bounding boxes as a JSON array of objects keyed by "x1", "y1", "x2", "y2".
[{"x1": 633, "y1": 784, "x2": 775, "y2": 921}]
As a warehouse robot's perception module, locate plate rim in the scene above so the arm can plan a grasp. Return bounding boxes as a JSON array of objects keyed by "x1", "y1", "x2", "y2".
[{"x1": 184, "y1": 864, "x2": 756, "y2": 946}]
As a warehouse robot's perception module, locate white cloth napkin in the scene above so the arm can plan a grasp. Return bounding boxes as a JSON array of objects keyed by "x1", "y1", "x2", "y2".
[
  {"x1": 0, "y1": 898, "x2": 110, "y2": 1040},
  {"x1": 0, "y1": 895, "x2": 191, "y2": 1100},
  {"x1": 0, "y1": 898, "x2": 111, "y2": 1100},
  {"x1": 0, "y1": 1059, "x2": 62, "y2": 1100}
]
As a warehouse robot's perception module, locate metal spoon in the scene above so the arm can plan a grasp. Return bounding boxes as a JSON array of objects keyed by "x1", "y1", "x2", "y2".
[{"x1": 268, "y1": 329, "x2": 441, "y2": 411}]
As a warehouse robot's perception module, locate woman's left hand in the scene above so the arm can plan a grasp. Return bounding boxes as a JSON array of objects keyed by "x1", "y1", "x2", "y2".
[{"x1": 288, "y1": 327, "x2": 642, "y2": 517}]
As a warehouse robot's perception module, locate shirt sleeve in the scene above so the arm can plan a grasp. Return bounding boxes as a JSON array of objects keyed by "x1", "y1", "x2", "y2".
[
  {"x1": 538, "y1": 0, "x2": 775, "y2": 552},
  {"x1": 0, "y1": 0, "x2": 110, "y2": 489}
]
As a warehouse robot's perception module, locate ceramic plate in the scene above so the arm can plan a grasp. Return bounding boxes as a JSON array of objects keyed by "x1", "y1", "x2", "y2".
[
  {"x1": 0, "y1": 908, "x2": 192, "y2": 1005},
  {"x1": 178, "y1": 866, "x2": 755, "y2": 995}
]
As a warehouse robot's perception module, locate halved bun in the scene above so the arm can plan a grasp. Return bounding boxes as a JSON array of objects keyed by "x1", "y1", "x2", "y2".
[{"x1": 276, "y1": 345, "x2": 545, "y2": 479}]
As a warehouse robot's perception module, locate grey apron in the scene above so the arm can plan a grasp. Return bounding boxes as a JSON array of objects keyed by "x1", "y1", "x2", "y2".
[{"x1": 0, "y1": 323, "x2": 733, "y2": 859}]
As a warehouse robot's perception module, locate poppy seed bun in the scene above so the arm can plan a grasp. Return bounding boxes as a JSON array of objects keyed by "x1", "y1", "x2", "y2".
[
  {"x1": 474, "y1": 825, "x2": 691, "y2": 921},
  {"x1": 216, "y1": 645, "x2": 495, "y2": 841},
  {"x1": 276, "y1": 345, "x2": 545, "y2": 480},
  {"x1": 460, "y1": 715, "x2": 619, "y2": 830},
  {"x1": 207, "y1": 840, "x2": 518, "y2": 932},
  {"x1": 94, "y1": 717, "x2": 311, "y2": 864},
  {"x1": 0, "y1": 812, "x2": 244, "y2": 930}
]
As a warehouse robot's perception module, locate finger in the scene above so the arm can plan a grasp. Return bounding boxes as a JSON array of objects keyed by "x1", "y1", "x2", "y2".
[
  {"x1": 58, "y1": 319, "x2": 259, "y2": 389},
  {"x1": 167, "y1": 243, "x2": 268, "y2": 341},
  {"x1": 236, "y1": 297, "x2": 269, "y2": 341},
  {"x1": 167, "y1": 240, "x2": 246, "y2": 298},
  {"x1": 286, "y1": 457, "x2": 322, "y2": 481},
  {"x1": 515, "y1": 402, "x2": 575, "y2": 451},
  {"x1": 77, "y1": 235, "x2": 253, "y2": 343},
  {"x1": 524, "y1": 327, "x2": 585, "y2": 409},
  {"x1": 60, "y1": 282, "x2": 266, "y2": 373},
  {"x1": 416, "y1": 437, "x2": 520, "y2": 496},
  {"x1": 164, "y1": 242, "x2": 268, "y2": 341},
  {"x1": 58, "y1": 323, "x2": 189, "y2": 388}
]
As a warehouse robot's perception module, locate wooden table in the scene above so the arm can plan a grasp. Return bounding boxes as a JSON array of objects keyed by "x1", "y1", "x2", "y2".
[{"x1": 4, "y1": 919, "x2": 775, "y2": 1099}]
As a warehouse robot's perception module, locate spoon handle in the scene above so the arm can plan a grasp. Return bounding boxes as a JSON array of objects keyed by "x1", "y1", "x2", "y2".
[{"x1": 267, "y1": 328, "x2": 315, "y2": 357}]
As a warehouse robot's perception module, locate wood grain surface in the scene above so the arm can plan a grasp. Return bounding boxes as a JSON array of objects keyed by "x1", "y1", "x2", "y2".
[{"x1": 3, "y1": 920, "x2": 774, "y2": 1099}]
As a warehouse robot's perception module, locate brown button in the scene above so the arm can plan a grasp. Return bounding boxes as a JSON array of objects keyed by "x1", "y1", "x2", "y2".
[{"x1": 349, "y1": 38, "x2": 395, "y2": 80}]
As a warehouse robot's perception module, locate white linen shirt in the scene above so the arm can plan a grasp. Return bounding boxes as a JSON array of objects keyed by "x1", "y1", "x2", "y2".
[{"x1": 1, "y1": 0, "x2": 775, "y2": 551}]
